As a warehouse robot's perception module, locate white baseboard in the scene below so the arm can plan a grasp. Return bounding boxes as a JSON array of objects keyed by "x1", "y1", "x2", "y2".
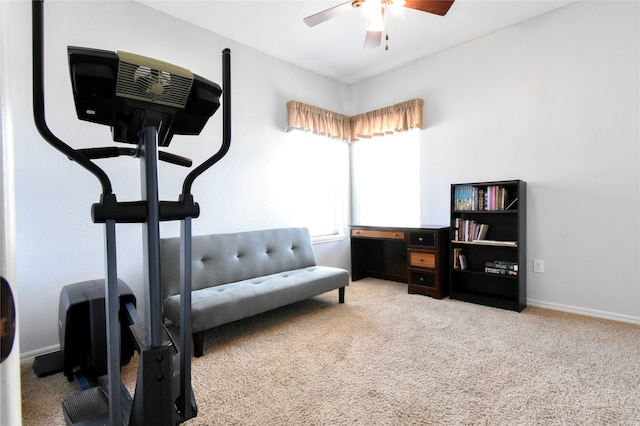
[
  {"x1": 20, "y1": 344, "x2": 60, "y2": 363},
  {"x1": 527, "y1": 299, "x2": 640, "y2": 325}
]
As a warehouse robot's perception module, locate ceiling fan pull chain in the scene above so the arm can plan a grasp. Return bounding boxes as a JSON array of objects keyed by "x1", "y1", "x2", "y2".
[{"x1": 384, "y1": 3, "x2": 390, "y2": 50}]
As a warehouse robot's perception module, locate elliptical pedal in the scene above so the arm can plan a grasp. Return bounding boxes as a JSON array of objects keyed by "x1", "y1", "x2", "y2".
[
  {"x1": 61, "y1": 377, "x2": 134, "y2": 426},
  {"x1": 61, "y1": 387, "x2": 109, "y2": 425}
]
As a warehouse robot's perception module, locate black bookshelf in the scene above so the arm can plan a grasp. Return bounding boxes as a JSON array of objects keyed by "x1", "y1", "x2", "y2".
[{"x1": 449, "y1": 180, "x2": 526, "y2": 312}]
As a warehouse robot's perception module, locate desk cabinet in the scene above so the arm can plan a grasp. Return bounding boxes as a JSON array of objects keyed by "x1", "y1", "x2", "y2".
[{"x1": 350, "y1": 225, "x2": 449, "y2": 298}]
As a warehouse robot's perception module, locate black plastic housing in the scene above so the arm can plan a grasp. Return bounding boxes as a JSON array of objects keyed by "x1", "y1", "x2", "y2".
[
  {"x1": 68, "y1": 46, "x2": 222, "y2": 147},
  {"x1": 58, "y1": 279, "x2": 137, "y2": 382}
]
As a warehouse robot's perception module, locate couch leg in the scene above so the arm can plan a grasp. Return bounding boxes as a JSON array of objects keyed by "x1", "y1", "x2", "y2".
[
  {"x1": 339, "y1": 287, "x2": 345, "y2": 303},
  {"x1": 193, "y1": 332, "x2": 204, "y2": 358}
]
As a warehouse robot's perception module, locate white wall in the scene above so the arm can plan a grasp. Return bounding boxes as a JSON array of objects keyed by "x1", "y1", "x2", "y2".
[
  {"x1": 4, "y1": 0, "x2": 351, "y2": 356},
  {"x1": 351, "y1": 1, "x2": 640, "y2": 321}
]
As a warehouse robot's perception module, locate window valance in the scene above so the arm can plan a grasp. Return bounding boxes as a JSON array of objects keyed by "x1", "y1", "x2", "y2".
[
  {"x1": 350, "y1": 98, "x2": 423, "y2": 141},
  {"x1": 286, "y1": 98, "x2": 423, "y2": 142},
  {"x1": 286, "y1": 100, "x2": 350, "y2": 142}
]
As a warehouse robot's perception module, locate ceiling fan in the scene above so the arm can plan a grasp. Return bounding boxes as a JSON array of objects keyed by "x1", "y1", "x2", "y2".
[{"x1": 304, "y1": 0, "x2": 455, "y2": 50}]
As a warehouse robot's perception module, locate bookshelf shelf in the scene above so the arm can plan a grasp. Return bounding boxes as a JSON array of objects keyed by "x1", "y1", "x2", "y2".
[
  {"x1": 452, "y1": 210, "x2": 517, "y2": 214},
  {"x1": 450, "y1": 180, "x2": 526, "y2": 312},
  {"x1": 452, "y1": 269, "x2": 517, "y2": 279},
  {"x1": 452, "y1": 240, "x2": 518, "y2": 247}
]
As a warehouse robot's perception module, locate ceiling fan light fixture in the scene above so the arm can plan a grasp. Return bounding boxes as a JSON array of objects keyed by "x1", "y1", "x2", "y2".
[
  {"x1": 361, "y1": 0, "x2": 382, "y2": 17},
  {"x1": 304, "y1": 0, "x2": 455, "y2": 49},
  {"x1": 366, "y1": 11, "x2": 385, "y2": 32},
  {"x1": 388, "y1": 0, "x2": 407, "y2": 14}
]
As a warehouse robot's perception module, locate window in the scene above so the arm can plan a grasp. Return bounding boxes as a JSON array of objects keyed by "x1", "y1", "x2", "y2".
[
  {"x1": 282, "y1": 131, "x2": 348, "y2": 241},
  {"x1": 351, "y1": 130, "x2": 420, "y2": 226},
  {"x1": 284, "y1": 98, "x2": 423, "y2": 237}
]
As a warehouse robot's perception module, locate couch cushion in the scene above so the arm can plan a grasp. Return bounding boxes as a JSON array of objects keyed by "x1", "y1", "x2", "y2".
[
  {"x1": 163, "y1": 265, "x2": 349, "y2": 332},
  {"x1": 161, "y1": 227, "x2": 317, "y2": 298}
]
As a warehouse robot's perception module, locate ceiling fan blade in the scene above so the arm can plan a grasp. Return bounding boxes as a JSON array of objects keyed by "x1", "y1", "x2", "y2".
[
  {"x1": 364, "y1": 30, "x2": 382, "y2": 49},
  {"x1": 304, "y1": 1, "x2": 356, "y2": 27},
  {"x1": 403, "y1": 0, "x2": 455, "y2": 16}
]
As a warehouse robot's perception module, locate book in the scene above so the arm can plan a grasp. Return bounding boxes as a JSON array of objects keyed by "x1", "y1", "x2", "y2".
[
  {"x1": 472, "y1": 240, "x2": 518, "y2": 247},
  {"x1": 453, "y1": 248, "x2": 462, "y2": 269},
  {"x1": 453, "y1": 220, "x2": 489, "y2": 242},
  {"x1": 476, "y1": 223, "x2": 489, "y2": 240},
  {"x1": 454, "y1": 185, "x2": 474, "y2": 211},
  {"x1": 505, "y1": 197, "x2": 518, "y2": 211},
  {"x1": 454, "y1": 185, "x2": 511, "y2": 211},
  {"x1": 459, "y1": 254, "x2": 467, "y2": 270},
  {"x1": 485, "y1": 267, "x2": 518, "y2": 276},
  {"x1": 485, "y1": 261, "x2": 518, "y2": 272}
]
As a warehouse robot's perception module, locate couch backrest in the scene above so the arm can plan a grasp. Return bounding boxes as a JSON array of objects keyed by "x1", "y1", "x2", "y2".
[{"x1": 160, "y1": 227, "x2": 317, "y2": 298}]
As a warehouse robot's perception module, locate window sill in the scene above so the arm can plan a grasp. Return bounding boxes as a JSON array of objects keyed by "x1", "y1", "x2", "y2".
[{"x1": 312, "y1": 233, "x2": 345, "y2": 245}]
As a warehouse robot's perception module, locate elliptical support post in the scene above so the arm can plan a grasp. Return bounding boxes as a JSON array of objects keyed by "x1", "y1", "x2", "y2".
[
  {"x1": 179, "y1": 216, "x2": 194, "y2": 419},
  {"x1": 104, "y1": 218, "x2": 123, "y2": 425},
  {"x1": 129, "y1": 124, "x2": 178, "y2": 426},
  {"x1": 140, "y1": 124, "x2": 163, "y2": 348}
]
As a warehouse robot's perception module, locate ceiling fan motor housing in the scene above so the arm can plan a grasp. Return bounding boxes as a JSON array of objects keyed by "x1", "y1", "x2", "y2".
[{"x1": 68, "y1": 46, "x2": 222, "y2": 146}]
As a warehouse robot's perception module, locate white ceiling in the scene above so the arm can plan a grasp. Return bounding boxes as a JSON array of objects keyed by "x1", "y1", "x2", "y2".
[{"x1": 135, "y1": 0, "x2": 578, "y2": 85}]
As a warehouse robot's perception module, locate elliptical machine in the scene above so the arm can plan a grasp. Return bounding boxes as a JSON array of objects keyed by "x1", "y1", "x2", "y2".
[{"x1": 32, "y1": 0, "x2": 231, "y2": 424}]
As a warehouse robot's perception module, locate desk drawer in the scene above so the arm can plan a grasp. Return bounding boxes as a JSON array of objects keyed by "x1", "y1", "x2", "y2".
[
  {"x1": 409, "y1": 270, "x2": 437, "y2": 288},
  {"x1": 351, "y1": 229, "x2": 405, "y2": 240},
  {"x1": 409, "y1": 231, "x2": 436, "y2": 248},
  {"x1": 408, "y1": 251, "x2": 436, "y2": 269}
]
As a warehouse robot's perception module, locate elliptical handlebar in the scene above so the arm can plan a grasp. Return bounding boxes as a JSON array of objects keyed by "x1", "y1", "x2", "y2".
[
  {"x1": 77, "y1": 147, "x2": 193, "y2": 167},
  {"x1": 76, "y1": 147, "x2": 136, "y2": 160},
  {"x1": 182, "y1": 48, "x2": 232, "y2": 196},
  {"x1": 32, "y1": 0, "x2": 114, "y2": 195}
]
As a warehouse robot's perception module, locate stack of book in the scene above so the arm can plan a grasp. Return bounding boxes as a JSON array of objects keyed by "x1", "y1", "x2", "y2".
[
  {"x1": 453, "y1": 219, "x2": 489, "y2": 242},
  {"x1": 485, "y1": 261, "x2": 518, "y2": 276},
  {"x1": 453, "y1": 185, "x2": 515, "y2": 211}
]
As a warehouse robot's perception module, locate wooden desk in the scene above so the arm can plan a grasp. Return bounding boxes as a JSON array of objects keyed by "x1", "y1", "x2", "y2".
[{"x1": 350, "y1": 225, "x2": 450, "y2": 299}]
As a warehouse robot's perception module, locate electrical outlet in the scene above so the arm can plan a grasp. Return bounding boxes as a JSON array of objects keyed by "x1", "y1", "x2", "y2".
[{"x1": 533, "y1": 259, "x2": 544, "y2": 273}]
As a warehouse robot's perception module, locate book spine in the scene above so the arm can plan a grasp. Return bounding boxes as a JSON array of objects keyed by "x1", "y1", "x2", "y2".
[
  {"x1": 459, "y1": 254, "x2": 467, "y2": 270},
  {"x1": 454, "y1": 183, "x2": 515, "y2": 214},
  {"x1": 485, "y1": 261, "x2": 518, "y2": 272},
  {"x1": 485, "y1": 267, "x2": 518, "y2": 276},
  {"x1": 454, "y1": 220, "x2": 490, "y2": 242}
]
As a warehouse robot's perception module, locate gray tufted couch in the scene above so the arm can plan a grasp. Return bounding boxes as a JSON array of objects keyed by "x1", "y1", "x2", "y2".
[{"x1": 160, "y1": 227, "x2": 349, "y2": 357}]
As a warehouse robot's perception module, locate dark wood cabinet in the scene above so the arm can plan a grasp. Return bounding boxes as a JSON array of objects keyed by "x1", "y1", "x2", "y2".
[
  {"x1": 350, "y1": 225, "x2": 449, "y2": 298},
  {"x1": 449, "y1": 180, "x2": 526, "y2": 312}
]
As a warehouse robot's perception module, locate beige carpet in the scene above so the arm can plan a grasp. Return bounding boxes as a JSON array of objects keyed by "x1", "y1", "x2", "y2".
[{"x1": 21, "y1": 278, "x2": 640, "y2": 425}]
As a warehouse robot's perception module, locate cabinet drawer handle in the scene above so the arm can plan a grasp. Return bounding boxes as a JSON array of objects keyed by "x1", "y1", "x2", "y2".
[
  {"x1": 418, "y1": 237, "x2": 424, "y2": 242},
  {"x1": 419, "y1": 277, "x2": 425, "y2": 282}
]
